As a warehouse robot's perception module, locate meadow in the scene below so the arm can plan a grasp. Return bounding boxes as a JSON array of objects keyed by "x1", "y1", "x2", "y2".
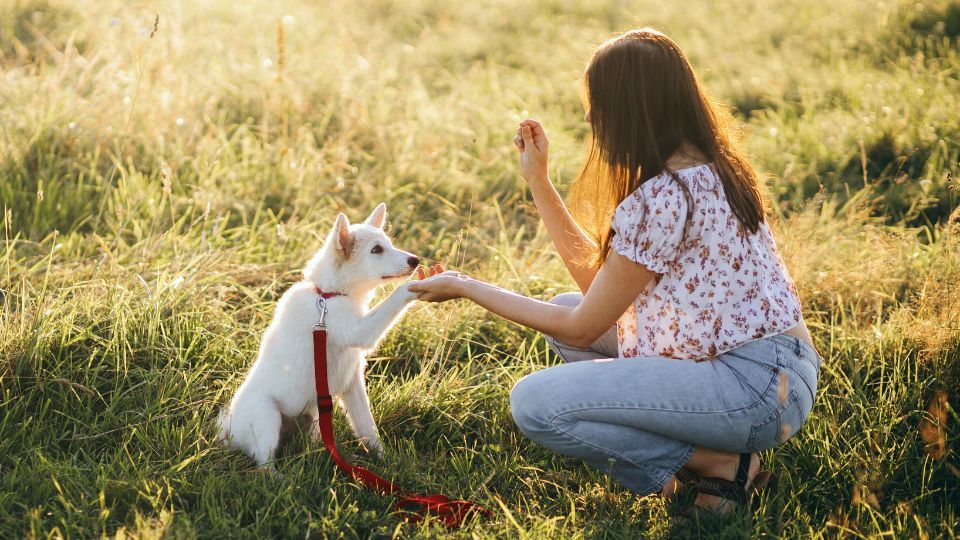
[{"x1": 1, "y1": 0, "x2": 958, "y2": 537}]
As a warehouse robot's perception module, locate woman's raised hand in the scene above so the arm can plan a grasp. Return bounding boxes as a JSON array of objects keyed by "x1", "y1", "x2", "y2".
[{"x1": 514, "y1": 119, "x2": 549, "y2": 183}]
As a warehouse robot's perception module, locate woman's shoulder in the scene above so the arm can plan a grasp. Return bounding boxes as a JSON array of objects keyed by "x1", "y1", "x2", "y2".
[
  {"x1": 613, "y1": 164, "x2": 723, "y2": 234},
  {"x1": 626, "y1": 163, "x2": 713, "y2": 203},
  {"x1": 613, "y1": 170, "x2": 692, "y2": 226}
]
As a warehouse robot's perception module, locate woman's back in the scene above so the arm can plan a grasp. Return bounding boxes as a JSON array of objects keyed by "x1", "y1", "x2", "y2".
[{"x1": 611, "y1": 163, "x2": 803, "y2": 359}]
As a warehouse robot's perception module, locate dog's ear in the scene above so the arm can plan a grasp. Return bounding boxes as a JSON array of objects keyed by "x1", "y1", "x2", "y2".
[
  {"x1": 332, "y1": 212, "x2": 354, "y2": 258},
  {"x1": 363, "y1": 202, "x2": 387, "y2": 229}
]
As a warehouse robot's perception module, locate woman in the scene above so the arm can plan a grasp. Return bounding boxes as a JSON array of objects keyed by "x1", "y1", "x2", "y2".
[{"x1": 408, "y1": 28, "x2": 821, "y2": 514}]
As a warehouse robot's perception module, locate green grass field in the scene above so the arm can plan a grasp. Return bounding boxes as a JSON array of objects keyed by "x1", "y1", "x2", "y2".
[{"x1": 2, "y1": 0, "x2": 959, "y2": 537}]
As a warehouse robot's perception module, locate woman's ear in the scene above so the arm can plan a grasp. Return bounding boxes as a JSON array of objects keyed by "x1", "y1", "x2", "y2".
[
  {"x1": 332, "y1": 213, "x2": 354, "y2": 258},
  {"x1": 363, "y1": 202, "x2": 387, "y2": 229}
]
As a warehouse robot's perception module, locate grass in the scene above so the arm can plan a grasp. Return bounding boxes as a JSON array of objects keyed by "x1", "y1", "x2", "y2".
[{"x1": 1, "y1": 0, "x2": 958, "y2": 537}]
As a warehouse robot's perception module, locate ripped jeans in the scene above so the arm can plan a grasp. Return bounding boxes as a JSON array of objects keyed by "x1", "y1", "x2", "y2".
[{"x1": 509, "y1": 293, "x2": 821, "y2": 495}]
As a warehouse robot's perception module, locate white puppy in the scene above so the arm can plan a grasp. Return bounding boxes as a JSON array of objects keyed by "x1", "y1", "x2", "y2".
[{"x1": 218, "y1": 203, "x2": 420, "y2": 465}]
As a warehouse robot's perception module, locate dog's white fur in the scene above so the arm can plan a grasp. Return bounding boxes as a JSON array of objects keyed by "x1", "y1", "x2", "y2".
[{"x1": 217, "y1": 203, "x2": 419, "y2": 465}]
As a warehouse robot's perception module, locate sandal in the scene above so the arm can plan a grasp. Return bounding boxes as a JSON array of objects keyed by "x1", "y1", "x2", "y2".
[
  {"x1": 675, "y1": 453, "x2": 777, "y2": 515},
  {"x1": 674, "y1": 468, "x2": 699, "y2": 486},
  {"x1": 667, "y1": 468, "x2": 700, "y2": 498}
]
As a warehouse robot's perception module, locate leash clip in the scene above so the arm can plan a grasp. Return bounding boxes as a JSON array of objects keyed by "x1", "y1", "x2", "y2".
[{"x1": 315, "y1": 296, "x2": 328, "y2": 329}]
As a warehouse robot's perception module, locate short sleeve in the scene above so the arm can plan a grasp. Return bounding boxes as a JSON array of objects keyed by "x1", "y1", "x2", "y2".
[{"x1": 610, "y1": 181, "x2": 688, "y2": 274}]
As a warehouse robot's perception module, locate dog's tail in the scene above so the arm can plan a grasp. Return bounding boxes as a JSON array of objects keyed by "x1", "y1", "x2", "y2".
[{"x1": 215, "y1": 407, "x2": 232, "y2": 445}]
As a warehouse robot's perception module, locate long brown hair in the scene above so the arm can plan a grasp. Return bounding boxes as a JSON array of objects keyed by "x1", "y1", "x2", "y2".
[{"x1": 569, "y1": 28, "x2": 765, "y2": 267}]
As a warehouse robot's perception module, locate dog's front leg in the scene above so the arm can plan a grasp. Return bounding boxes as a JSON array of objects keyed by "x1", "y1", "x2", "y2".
[
  {"x1": 340, "y1": 372, "x2": 384, "y2": 456},
  {"x1": 340, "y1": 286, "x2": 417, "y2": 349}
]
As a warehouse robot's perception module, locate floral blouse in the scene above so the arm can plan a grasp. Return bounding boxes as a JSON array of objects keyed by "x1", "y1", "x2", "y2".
[{"x1": 611, "y1": 163, "x2": 803, "y2": 360}]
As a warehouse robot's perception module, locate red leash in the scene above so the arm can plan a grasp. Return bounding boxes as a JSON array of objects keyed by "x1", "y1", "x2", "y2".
[{"x1": 311, "y1": 287, "x2": 491, "y2": 528}]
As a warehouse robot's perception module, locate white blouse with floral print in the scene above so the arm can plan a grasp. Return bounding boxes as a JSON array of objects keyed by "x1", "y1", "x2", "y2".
[{"x1": 611, "y1": 163, "x2": 803, "y2": 360}]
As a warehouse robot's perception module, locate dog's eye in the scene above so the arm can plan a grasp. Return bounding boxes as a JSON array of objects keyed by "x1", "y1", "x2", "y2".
[{"x1": 370, "y1": 244, "x2": 383, "y2": 255}]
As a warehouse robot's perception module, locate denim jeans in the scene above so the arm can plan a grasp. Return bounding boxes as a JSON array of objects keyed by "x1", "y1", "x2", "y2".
[{"x1": 509, "y1": 293, "x2": 821, "y2": 495}]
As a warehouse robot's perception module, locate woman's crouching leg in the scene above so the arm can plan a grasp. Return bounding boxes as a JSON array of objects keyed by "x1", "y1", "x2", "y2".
[{"x1": 509, "y1": 363, "x2": 693, "y2": 496}]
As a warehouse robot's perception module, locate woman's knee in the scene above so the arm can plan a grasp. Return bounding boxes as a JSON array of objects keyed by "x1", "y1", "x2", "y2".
[
  {"x1": 547, "y1": 292, "x2": 583, "y2": 308},
  {"x1": 542, "y1": 292, "x2": 582, "y2": 352},
  {"x1": 509, "y1": 372, "x2": 558, "y2": 436}
]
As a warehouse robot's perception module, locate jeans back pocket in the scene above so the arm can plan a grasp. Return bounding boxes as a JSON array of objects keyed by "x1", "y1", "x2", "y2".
[{"x1": 746, "y1": 388, "x2": 804, "y2": 452}]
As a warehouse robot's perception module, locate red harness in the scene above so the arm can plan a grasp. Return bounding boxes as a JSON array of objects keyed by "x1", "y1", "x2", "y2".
[{"x1": 311, "y1": 287, "x2": 491, "y2": 528}]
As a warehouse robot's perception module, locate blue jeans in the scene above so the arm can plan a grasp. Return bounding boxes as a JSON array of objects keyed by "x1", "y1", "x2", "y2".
[{"x1": 509, "y1": 293, "x2": 821, "y2": 495}]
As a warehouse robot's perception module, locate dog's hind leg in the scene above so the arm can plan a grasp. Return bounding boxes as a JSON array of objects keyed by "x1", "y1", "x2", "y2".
[
  {"x1": 231, "y1": 397, "x2": 283, "y2": 467},
  {"x1": 301, "y1": 402, "x2": 321, "y2": 442},
  {"x1": 340, "y1": 372, "x2": 383, "y2": 456}
]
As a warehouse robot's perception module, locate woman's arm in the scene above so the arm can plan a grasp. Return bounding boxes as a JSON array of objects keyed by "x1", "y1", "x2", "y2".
[
  {"x1": 515, "y1": 119, "x2": 599, "y2": 292},
  {"x1": 407, "y1": 251, "x2": 656, "y2": 348}
]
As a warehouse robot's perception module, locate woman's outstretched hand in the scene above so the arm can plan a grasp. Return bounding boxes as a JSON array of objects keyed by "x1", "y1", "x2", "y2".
[
  {"x1": 408, "y1": 264, "x2": 471, "y2": 302},
  {"x1": 514, "y1": 119, "x2": 549, "y2": 183}
]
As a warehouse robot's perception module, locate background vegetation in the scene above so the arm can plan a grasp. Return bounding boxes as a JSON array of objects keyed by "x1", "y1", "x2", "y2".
[{"x1": 1, "y1": 0, "x2": 958, "y2": 537}]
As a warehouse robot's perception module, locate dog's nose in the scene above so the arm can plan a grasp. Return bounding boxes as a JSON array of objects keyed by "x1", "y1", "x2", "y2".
[{"x1": 407, "y1": 256, "x2": 420, "y2": 268}]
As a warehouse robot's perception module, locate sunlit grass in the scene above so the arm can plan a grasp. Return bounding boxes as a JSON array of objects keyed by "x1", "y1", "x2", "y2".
[{"x1": 1, "y1": 0, "x2": 958, "y2": 537}]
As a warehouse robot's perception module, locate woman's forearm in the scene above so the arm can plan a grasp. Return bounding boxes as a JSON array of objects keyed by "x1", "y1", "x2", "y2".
[
  {"x1": 455, "y1": 276, "x2": 590, "y2": 346},
  {"x1": 528, "y1": 176, "x2": 599, "y2": 292},
  {"x1": 407, "y1": 253, "x2": 651, "y2": 348}
]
